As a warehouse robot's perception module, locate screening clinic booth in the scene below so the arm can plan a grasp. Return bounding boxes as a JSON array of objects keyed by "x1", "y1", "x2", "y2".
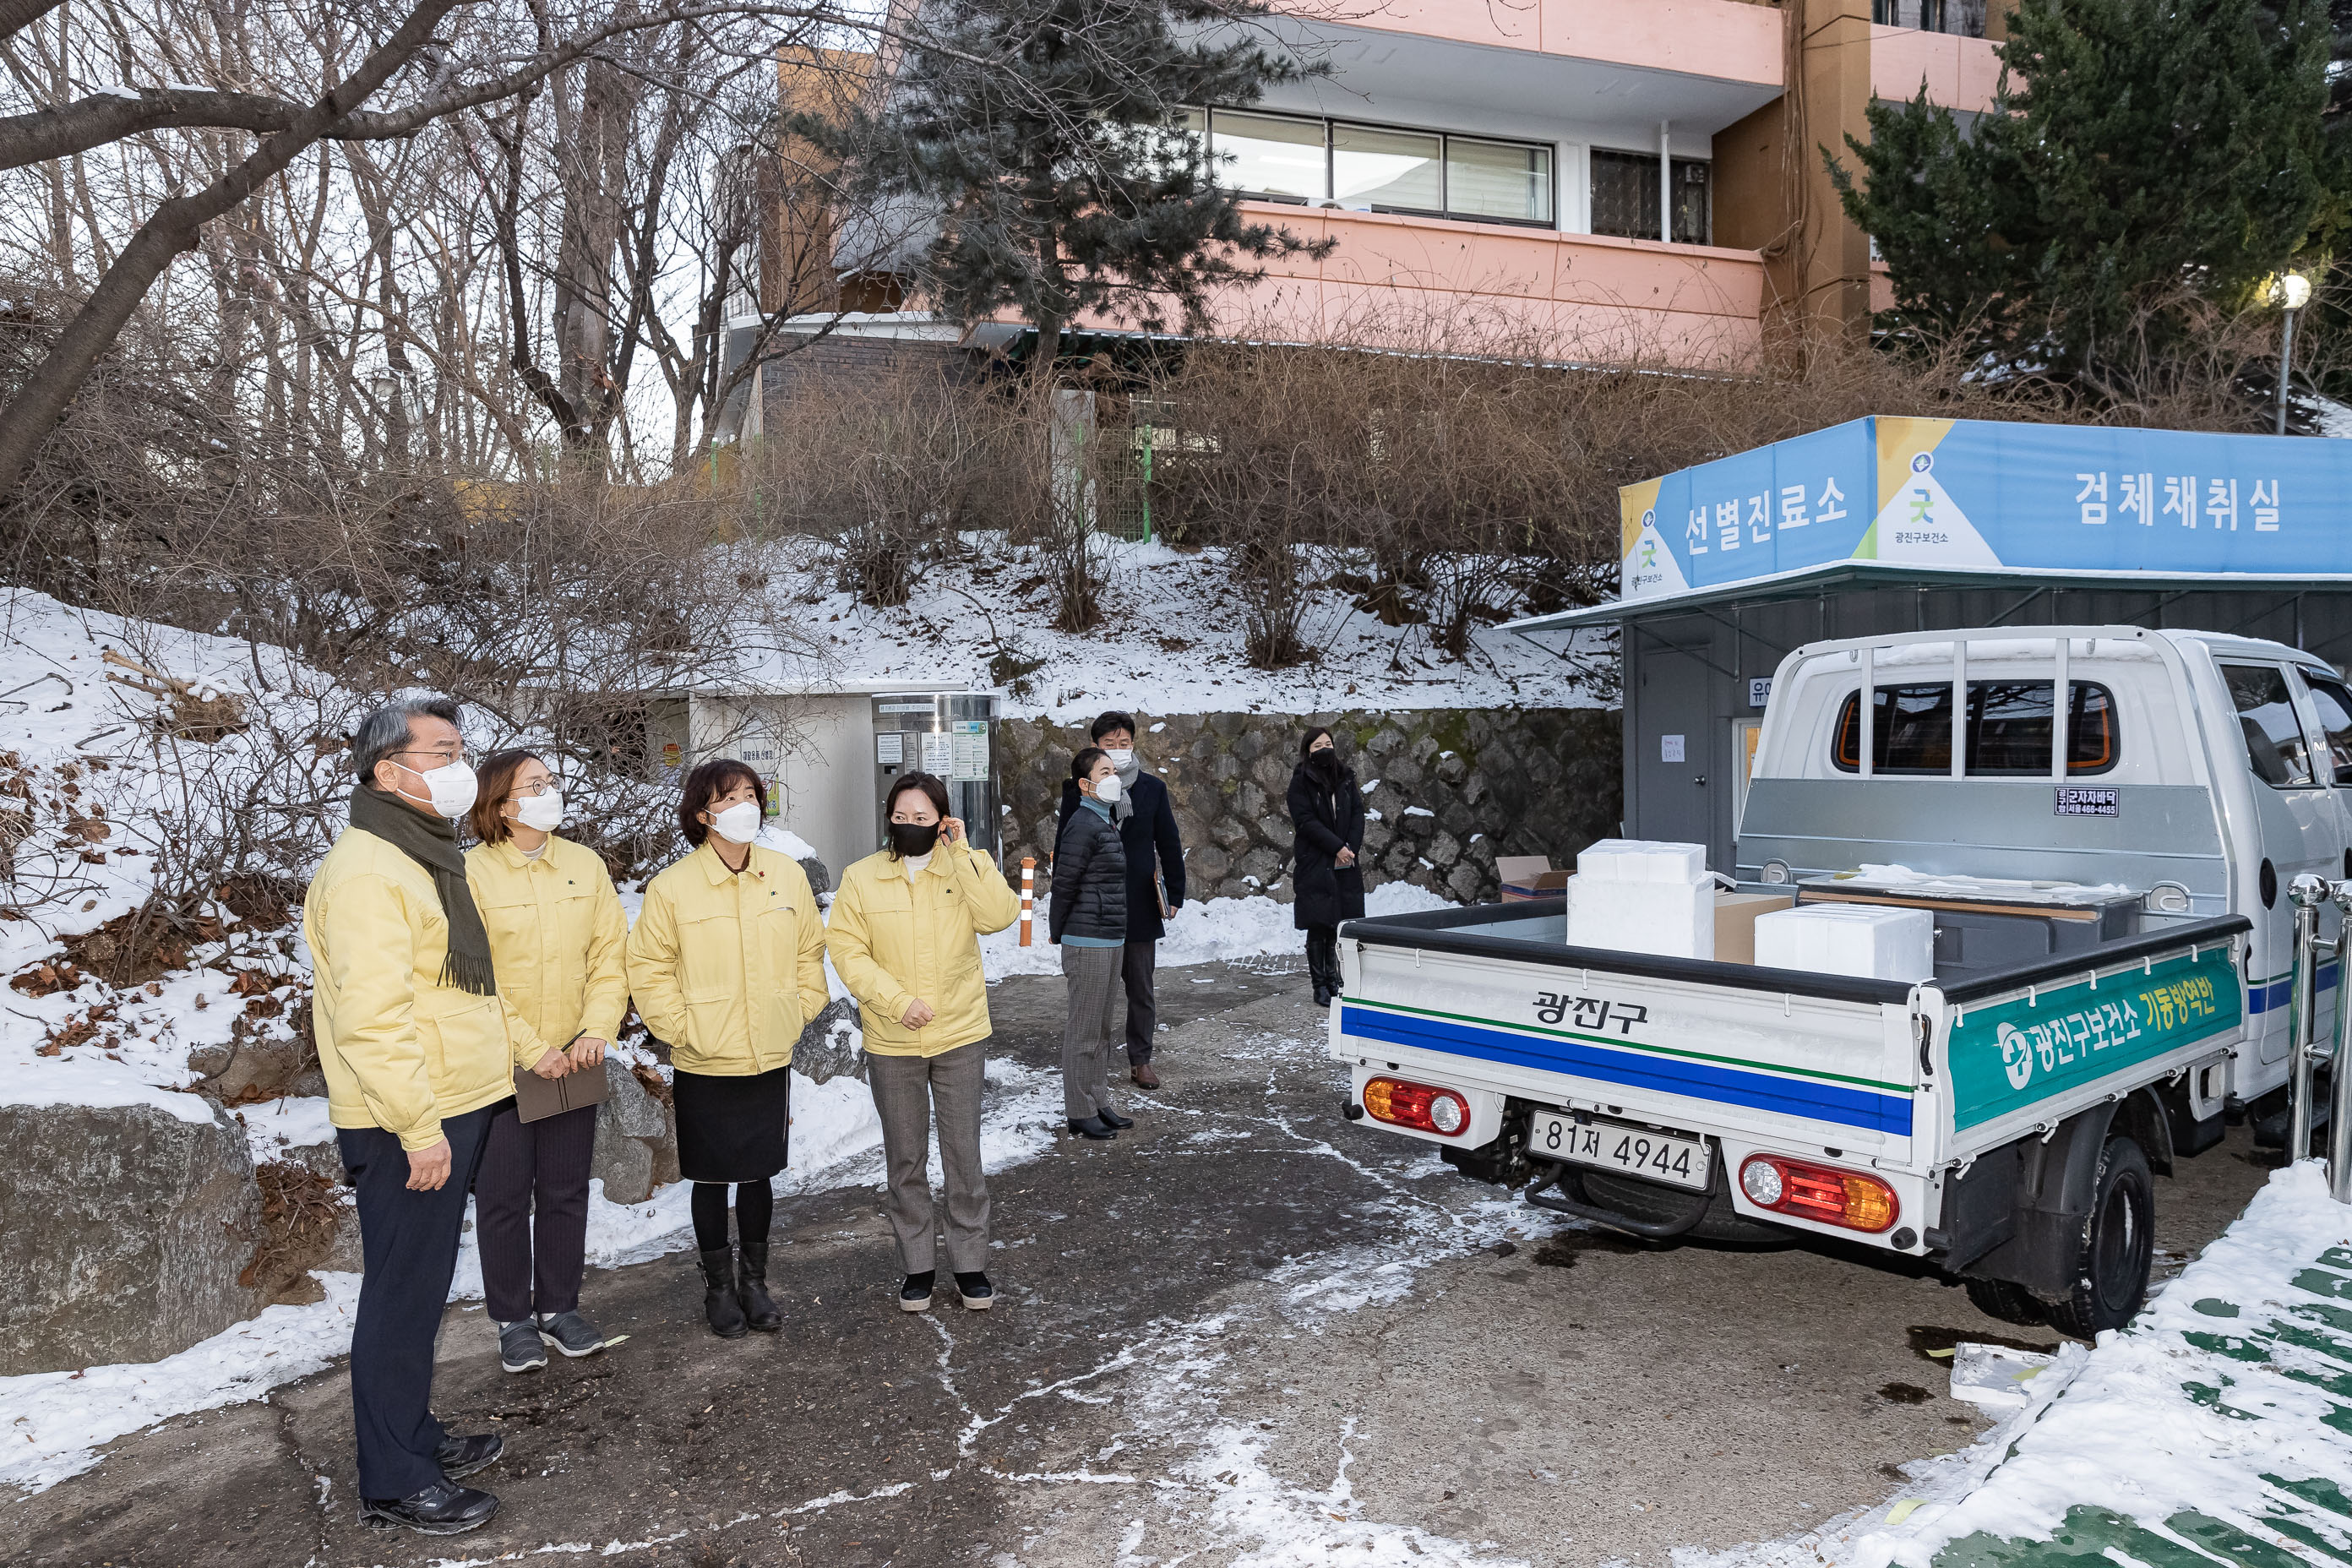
[
  {"x1": 1506, "y1": 416, "x2": 2352, "y2": 877},
  {"x1": 643, "y1": 678, "x2": 1002, "y2": 885}
]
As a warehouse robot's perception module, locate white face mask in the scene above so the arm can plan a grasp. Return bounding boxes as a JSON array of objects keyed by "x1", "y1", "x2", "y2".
[
  {"x1": 406, "y1": 759, "x2": 478, "y2": 819},
  {"x1": 1092, "y1": 773, "x2": 1123, "y2": 806},
  {"x1": 1102, "y1": 748, "x2": 1135, "y2": 772},
  {"x1": 709, "y1": 798, "x2": 762, "y2": 845},
  {"x1": 513, "y1": 788, "x2": 564, "y2": 832}
]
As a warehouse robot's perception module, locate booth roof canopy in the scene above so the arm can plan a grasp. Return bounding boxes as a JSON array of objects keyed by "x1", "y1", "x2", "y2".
[{"x1": 1511, "y1": 416, "x2": 2352, "y2": 634}]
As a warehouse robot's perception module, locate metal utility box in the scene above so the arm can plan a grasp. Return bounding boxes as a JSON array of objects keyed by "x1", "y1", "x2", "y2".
[
  {"x1": 642, "y1": 680, "x2": 977, "y2": 885},
  {"x1": 872, "y1": 691, "x2": 1003, "y2": 863}
]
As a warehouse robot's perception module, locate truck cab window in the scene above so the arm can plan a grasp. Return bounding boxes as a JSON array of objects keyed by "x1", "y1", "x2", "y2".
[
  {"x1": 2301, "y1": 670, "x2": 2352, "y2": 786},
  {"x1": 2223, "y1": 662, "x2": 2316, "y2": 787},
  {"x1": 1832, "y1": 680, "x2": 2116, "y2": 776}
]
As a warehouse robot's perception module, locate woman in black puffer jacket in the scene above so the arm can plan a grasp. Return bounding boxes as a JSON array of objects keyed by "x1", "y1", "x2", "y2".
[
  {"x1": 1050, "y1": 748, "x2": 1133, "y2": 1140},
  {"x1": 1288, "y1": 727, "x2": 1366, "y2": 1007}
]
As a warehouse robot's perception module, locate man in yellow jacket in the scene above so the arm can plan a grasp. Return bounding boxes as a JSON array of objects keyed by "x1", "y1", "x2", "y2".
[{"x1": 304, "y1": 696, "x2": 568, "y2": 1538}]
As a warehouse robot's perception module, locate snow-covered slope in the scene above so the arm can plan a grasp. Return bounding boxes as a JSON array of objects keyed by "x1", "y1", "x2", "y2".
[{"x1": 736, "y1": 536, "x2": 1604, "y2": 720}]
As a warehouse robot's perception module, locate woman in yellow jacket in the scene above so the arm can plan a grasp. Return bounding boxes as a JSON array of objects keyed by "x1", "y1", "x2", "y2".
[
  {"x1": 825, "y1": 771, "x2": 1019, "y2": 1313},
  {"x1": 626, "y1": 758, "x2": 827, "y2": 1339},
  {"x1": 465, "y1": 749, "x2": 629, "y2": 1374}
]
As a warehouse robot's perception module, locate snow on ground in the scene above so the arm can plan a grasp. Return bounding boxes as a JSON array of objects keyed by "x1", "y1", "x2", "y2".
[
  {"x1": 0, "y1": 879, "x2": 1397, "y2": 1495},
  {"x1": 1685, "y1": 1161, "x2": 2352, "y2": 1568},
  {"x1": 980, "y1": 879, "x2": 1454, "y2": 977},
  {"x1": 738, "y1": 535, "x2": 1604, "y2": 721},
  {"x1": 0, "y1": 582, "x2": 1498, "y2": 1496}
]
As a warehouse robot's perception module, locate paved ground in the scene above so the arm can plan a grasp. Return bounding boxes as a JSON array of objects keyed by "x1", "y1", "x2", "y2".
[{"x1": 7, "y1": 959, "x2": 2272, "y2": 1568}]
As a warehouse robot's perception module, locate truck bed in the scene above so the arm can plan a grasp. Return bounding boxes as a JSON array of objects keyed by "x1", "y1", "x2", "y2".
[{"x1": 1334, "y1": 896, "x2": 2250, "y2": 1177}]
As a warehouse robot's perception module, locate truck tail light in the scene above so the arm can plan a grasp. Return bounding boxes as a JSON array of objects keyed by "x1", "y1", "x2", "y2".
[
  {"x1": 1739, "y1": 1154, "x2": 1898, "y2": 1233},
  {"x1": 1362, "y1": 1076, "x2": 1470, "y2": 1137}
]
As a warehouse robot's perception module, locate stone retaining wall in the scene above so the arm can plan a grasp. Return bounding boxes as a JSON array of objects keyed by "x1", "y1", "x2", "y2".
[{"x1": 996, "y1": 707, "x2": 1620, "y2": 906}]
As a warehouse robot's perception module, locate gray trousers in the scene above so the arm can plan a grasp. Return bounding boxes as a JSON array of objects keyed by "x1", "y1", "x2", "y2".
[
  {"x1": 1122, "y1": 939, "x2": 1158, "y2": 1064},
  {"x1": 1060, "y1": 944, "x2": 1124, "y2": 1119},
  {"x1": 866, "y1": 1043, "x2": 990, "y2": 1275}
]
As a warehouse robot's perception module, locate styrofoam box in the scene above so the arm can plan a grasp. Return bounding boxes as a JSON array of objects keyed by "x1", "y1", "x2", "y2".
[
  {"x1": 1576, "y1": 838, "x2": 1708, "y2": 885},
  {"x1": 1565, "y1": 874, "x2": 1715, "y2": 961},
  {"x1": 1752, "y1": 903, "x2": 1934, "y2": 983}
]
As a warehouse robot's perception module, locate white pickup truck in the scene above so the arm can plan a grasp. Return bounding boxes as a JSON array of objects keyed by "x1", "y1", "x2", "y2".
[{"x1": 1332, "y1": 624, "x2": 2352, "y2": 1336}]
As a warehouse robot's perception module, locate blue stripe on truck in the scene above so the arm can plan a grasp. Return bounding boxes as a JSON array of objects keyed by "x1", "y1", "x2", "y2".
[
  {"x1": 2248, "y1": 961, "x2": 2336, "y2": 1015},
  {"x1": 1338, "y1": 1002, "x2": 1916, "y2": 1137}
]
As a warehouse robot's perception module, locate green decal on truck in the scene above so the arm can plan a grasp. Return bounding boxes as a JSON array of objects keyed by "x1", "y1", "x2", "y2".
[{"x1": 1949, "y1": 946, "x2": 2240, "y2": 1130}]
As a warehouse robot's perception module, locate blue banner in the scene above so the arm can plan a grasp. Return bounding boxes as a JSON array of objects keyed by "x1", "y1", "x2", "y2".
[{"x1": 1619, "y1": 417, "x2": 2352, "y2": 602}]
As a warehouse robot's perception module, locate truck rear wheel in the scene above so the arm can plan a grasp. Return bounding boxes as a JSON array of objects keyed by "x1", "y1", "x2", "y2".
[
  {"x1": 1963, "y1": 1277, "x2": 2047, "y2": 1327},
  {"x1": 2042, "y1": 1136, "x2": 2154, "y2": 1341}
]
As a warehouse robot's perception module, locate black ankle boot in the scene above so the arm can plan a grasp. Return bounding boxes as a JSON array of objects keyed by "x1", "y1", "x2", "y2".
[
  {"x1": 737, "y1": 1242, "x2": 782, "y2": 1332},
  {"x1": 1308, "y1": 934, "x2": 1335, "y2": 1006},
  {"x1": 699, "y1": 1247, "x2": 748, "y2": 1339}
]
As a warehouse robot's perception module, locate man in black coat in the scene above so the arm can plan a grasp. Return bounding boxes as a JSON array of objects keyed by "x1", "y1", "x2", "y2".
[{"x1": 1055, "y1": 710, "x2": 1185, "y2": 1089}]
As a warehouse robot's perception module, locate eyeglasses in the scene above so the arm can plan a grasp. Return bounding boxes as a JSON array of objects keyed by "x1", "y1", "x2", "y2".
[
  {"x1": 509, "y1": 778, "x2": 557, "y2": 798},
  {"x1": 389, "y1": 746, "x2": 466, "y2": 766}
]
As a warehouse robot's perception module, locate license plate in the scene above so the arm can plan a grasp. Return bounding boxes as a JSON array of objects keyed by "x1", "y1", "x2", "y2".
[{"x1": 1529, "y1": 1111, "x2": 1712, "y2": 1191}]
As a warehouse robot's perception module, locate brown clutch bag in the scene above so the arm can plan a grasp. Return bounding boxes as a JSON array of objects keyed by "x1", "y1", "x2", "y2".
[{"x1": 513, "y1": 1050, "x2": 612, "y2": 1123}]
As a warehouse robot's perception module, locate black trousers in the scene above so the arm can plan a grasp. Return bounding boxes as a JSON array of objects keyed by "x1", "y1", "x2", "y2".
[
  {"x1": 338, "y1": 1103, "x2": 495, "y2": 1500},
  {"x1": 475, "y1": 1099, "x2": 597, "y2": 1323},
  {"x1": 1121, "y1": 939, "x2": 1158, "y2": 1064}
]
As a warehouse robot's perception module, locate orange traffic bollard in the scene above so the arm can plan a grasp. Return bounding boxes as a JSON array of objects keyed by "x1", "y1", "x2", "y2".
[{"x1": 1020, "y1": 857, "x2": 1036, "y2": 946}]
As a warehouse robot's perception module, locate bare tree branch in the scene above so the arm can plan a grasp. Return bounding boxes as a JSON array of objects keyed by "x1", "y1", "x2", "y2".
[{"x1": 0, "y1": 0, "x2": 466, "y2": 498}]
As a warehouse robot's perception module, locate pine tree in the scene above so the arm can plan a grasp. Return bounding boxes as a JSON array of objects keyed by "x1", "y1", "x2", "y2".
[
  {"x1": 805, "y1": 0, "x2": 1331, "y2": 373},
  {"x1": 1832, "y1": 0, "x2": 2335, "y2": 378}
]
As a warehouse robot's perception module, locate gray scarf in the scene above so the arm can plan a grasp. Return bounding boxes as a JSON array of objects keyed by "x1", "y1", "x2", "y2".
[
  {"x1": 348, "y1": 784, "x2": 497, "y2": 996},
  {"x1": 1111, "y1": 754, "x2": 1141, "y2": 824}
]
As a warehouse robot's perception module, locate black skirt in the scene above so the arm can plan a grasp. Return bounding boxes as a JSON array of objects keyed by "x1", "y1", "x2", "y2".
[{"x1": 672, "y1": 1064, "x2": 792, "y2": 1184}]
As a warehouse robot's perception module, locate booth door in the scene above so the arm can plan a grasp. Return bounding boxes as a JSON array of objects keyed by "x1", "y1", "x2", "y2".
[{"x1": 1632, "y1": 643, "x2": 1719, "y2": 866}]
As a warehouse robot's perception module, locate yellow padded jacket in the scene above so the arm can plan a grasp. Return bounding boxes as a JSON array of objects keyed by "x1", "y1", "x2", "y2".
[
  {"x1": 625, "y1": 841, "x2": 827, "y2": 1076},
  {"x1": 304, "y1": 826, "x2": 552, "y2": 1151},
  {"x1": 465, "y1": 834, "x2": 630, "y2": 1051},
  {"x1": 825, "y1": 840, "x2": 1019, "y2": 1057}
]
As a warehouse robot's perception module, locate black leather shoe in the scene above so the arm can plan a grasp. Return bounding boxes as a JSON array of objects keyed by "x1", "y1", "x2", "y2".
[
  {"x1": 1066, "y1": 1116, "x2": 1118, "y2": 1141},
  {"x1": 1095, "y1": 1106, "x2": 1135, "y2": 1130},
  {"x1": 700, "y1": 1247, "x2": 748, "y2": 1339},
  {"x1": 433, "y1": 1431, "x2": 504, "y2": 1481},
  {"x1": 899, "y1": 1270, "x2": 936, "y2": 1313},
  {"x1": 955, "y1": 1271, "x2": 995, "y2": 1309},
  {"x1": 737, "y1": 1242, "x2": 783, "y2": 1332},
  {"x1": 359, "y1": 1479, "x2": 500, "y2": 1535}
]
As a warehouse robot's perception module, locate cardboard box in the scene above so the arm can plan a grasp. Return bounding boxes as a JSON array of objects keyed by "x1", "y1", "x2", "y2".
[
  {"x1": 1498, "y1": 856, "x2": 1572, "y2": 901},
  {"x1": 1713, "y1": 892, "x2": 1794, "y2": 966}
]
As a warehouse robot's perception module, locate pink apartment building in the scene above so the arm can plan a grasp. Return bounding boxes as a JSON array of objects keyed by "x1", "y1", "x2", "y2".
[{"x1": 742, "y1": 0, "x2": 2005, "y2": 423}]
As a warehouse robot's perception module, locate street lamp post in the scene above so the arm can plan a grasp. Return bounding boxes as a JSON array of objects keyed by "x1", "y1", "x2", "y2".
[{"x1": 2274, "y1": 272, "x2": 2312, "y2": 436}]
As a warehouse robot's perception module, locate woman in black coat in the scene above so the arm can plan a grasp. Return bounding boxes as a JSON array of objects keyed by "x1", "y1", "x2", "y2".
[{"x1": 1288, "y1": 727, "x2": 1366, "y2": 1007}]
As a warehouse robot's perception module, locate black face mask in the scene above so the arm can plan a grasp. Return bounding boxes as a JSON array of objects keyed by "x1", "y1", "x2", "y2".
[
  {"x1": 890, "y1": 820, "x2": 942, "y2": 858},
  {"x1": 1309, "y1": 748, "x2": 1342, "y2": 778}
]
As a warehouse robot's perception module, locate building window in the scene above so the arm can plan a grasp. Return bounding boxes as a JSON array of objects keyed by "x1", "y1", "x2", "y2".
[
  {"x1": 1870, "y1": 0, "x2": 1984, "y2": 32},
  {"x1": 1206, "y1": 110, "x2": 1326, "y2": 204},
  {"x1": 1588, "y1": 150, "x2": 1711, "y2": 245},
  {"x1": 1447, "y1": 137, "x2": 1553, "y2": 225},
  {"x1": 1195, "y1": 108, "x2": 1554, "y2": 229},
  {"x1": 1332, "y1": 124, "x2": 1442, "y2": 213}
]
